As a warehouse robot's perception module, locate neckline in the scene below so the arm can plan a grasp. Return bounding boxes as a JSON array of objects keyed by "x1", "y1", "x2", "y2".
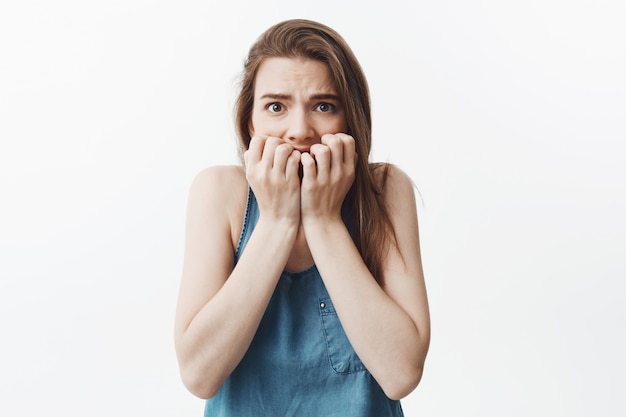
[{"x1": 282, "y1": 264, "x2": 317, "y2": 278}]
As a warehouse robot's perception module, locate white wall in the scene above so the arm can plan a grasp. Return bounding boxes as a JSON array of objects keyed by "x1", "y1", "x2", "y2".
[{"x1": 1, "y1": 1, "x2": 624, "y2": 415}]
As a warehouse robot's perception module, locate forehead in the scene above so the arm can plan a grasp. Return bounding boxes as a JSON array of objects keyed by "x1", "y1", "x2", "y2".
[{"x1": 254, "y1": 57, "x2": 337, "y2": 94}]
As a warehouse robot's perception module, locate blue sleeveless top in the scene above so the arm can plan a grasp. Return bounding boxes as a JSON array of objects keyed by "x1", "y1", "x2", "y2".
[{"x1": 204, "y1": 188, "x2": 404, "y2": 416}]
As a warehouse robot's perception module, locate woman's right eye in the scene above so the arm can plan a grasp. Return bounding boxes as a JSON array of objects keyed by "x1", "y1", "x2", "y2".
[{"x1": 267, "y1": 103, "x2": 283, "y2": 113}]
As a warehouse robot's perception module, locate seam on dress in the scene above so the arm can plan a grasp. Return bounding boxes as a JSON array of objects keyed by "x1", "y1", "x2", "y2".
[{"x1": 234, "y1": 185, "x2": 253, "y2": 262}]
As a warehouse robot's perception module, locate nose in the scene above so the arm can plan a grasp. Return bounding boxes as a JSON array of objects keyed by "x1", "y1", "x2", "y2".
[{"x1": 285, "y1": 108, "x2": 314, "y2": 144}]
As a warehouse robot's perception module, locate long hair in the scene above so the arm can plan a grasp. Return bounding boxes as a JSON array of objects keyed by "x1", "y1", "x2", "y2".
[{"x1": 234, "y1": 19, "x2": 395, "y2": 280}]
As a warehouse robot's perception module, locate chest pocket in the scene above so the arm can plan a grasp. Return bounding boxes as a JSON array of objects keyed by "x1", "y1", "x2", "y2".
[{"x1": 319, "y1": 297, "x2": 367, "y2": 374}]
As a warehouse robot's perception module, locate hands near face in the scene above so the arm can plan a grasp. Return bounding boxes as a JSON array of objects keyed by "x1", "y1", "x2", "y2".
[
  {"x1": 243, "y1": 133, "x2": 357, "y2": 225},
  {"x1": 300, "y1": 133, "x2": 357, "y2": 222},
  {"x1": 244, "y1": 136, "x2": 303, "y2": 225}
]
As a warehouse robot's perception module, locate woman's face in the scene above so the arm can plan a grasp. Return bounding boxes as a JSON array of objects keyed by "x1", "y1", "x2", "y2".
[{"x1": 249, "y1": 57, "x2": 348, "y2": 153}]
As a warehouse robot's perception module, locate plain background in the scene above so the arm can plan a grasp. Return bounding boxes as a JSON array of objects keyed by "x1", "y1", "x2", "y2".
[{"x1": 1, "y1": 0, "x2": 624, "y2": 415}]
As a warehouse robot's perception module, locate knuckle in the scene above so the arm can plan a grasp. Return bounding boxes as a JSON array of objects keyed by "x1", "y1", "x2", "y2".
[
  {"x1": 275, "y1": 143, "x2": 293, "y2": 156},
  {"x1": 267, "y1": 136, "x2": 282, "y2": 146},
  {"x1": 301, "y1": 156, "x2": 315, "y2": 167}
]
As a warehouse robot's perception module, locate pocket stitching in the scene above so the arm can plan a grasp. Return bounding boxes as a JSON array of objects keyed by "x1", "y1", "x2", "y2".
[{"x1": 318, "y1": 297, "x2": 367, "y2": 375}]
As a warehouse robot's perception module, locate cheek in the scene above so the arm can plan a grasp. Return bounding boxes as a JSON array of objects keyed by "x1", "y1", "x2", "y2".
[
  {"x1": 332, "y1": 111, "x2": 348, "y2": 133},
  {"x1": 333, "y1": 117, "x2": 349, "y2": 134},
  {"x1": 249, "y1": 111, "x2": 275, "y2": 137}
]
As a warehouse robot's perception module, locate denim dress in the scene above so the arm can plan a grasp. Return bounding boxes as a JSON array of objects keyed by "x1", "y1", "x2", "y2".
[{"x1": 204, "y1": 188, "x2": 404, "y2": 416}]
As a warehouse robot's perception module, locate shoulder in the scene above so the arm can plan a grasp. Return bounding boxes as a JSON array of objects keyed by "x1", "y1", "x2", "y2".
[
  {"x1": 189, "y1": 164, "x2": 246, "y2": 189},
  {"x1": 370, "y1": 163, "x2": 420, "y2": 226},
  {"x1": 186, "y1": 165, "x2": 248, "y2": 236},
  {"x1": 188, "y1": 165, "x2": 247, "y2": 202},
  {"x1": 371, "y1": 163, "x2": 417, "y2": 200}
]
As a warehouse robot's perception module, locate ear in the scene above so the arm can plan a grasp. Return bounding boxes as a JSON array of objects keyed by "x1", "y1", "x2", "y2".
[{"x1": 248, "y1": 120, "x2": 255, "y2": 137}]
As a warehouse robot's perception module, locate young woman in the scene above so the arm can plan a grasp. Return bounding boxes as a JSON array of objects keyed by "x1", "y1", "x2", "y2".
[{"x1": 174, "y1": 18, "x2": 430, "y2": 416}]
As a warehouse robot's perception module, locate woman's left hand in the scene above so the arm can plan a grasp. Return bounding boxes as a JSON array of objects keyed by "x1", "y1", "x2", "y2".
[{"x1": 300, "y1": 133, "x2": 357, "y2": 224}]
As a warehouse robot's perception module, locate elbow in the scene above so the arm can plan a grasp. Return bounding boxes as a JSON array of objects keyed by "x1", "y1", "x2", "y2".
[
  {"x1": 380, "y1": 363, "x2": 424, "y2": 401},
  {"x1": 179, "y1": 363, "x2": 224, "y2": 400},
  {"x1": 382, "y1": 331, "x2": 431, "y2": 400},
  {"x1": 175, "y1": 335, "x2": 231, "y2": 399}
]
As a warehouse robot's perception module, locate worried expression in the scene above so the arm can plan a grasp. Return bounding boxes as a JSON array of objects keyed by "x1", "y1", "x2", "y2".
[{"x1": 249, "y1": 57, "x2": 348, "y2": 154}]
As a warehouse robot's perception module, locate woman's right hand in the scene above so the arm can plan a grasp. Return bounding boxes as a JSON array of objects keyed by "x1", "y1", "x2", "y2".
[{"x1": 244, "y1": 136, "x2": 302, "y2": 224}]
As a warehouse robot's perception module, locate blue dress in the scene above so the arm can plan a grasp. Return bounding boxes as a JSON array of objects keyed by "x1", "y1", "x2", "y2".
[{"x1": 204, "y1": 188, "x2": 404, "y2": 416}]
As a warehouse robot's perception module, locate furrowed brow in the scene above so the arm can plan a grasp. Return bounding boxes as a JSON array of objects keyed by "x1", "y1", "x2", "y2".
[
  {"x1": 258, "y1": 93, "x2": 341, "y2": 101},
  {"x1": 258, "y1": 93, "x2": 291, "y2": 100},
  {"x1": 311, "y1": 94, "x2": 341, "y2": 101}
]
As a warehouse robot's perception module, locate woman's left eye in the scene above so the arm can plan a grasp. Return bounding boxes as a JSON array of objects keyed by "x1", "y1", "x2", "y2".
[{"x1": 316, "y1": 102, "x2": 335, "y2": 112}]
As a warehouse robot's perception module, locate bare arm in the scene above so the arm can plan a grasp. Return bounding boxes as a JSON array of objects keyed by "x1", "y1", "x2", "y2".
[
  {"x1": 174, "y1": 138, "x2": 302, "y2": 399},
  {"x1": 301, "y1": 135, "x2": 430, "y2": 400}
]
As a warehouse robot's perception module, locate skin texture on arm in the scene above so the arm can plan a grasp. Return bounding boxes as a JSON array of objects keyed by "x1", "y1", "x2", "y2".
[
  {"x1": 301, "y1": 135, "x2": 430, "y2": 400},
  {"x1": 173, "y1": 143, "x2": 301, "y2": 399}
]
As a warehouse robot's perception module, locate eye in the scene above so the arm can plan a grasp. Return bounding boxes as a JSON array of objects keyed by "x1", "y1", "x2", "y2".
[
  {"x1": 267, "y1": 102, "x2": 283, "y2": 113},
  {"x1": 316, "y1": 102, "x2": 335, "y2": 113}
]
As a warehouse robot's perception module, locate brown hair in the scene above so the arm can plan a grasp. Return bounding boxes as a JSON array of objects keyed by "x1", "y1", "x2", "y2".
[{"x1": 234, "y1": 19, "x2": 395, "y2": 280}]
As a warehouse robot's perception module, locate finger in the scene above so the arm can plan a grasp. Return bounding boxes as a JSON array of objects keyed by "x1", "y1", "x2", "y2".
[
  {"x1": 285, "y1": 149, "x2": 301, "y2": 180},
  {"x1": 310, "y1": 143, "x2": 330, "y2": 179},
  {"x1": 322, "y1": 134, "x2": 347, "y2": 171},
  {"x1": 334, "y1": 133, "x2": 356, "y2": 165},
  {"x1": 261, "y1": 137, "x2": 284, "y2": 166},
  {"x1": 273, "y1": 143, "x2": 295, "y2": 172},
  {"x1": 300, "y1": 151, "x2": 317, "y2": 180},
  {"x1": 246, "y1": 136, "x2": 265, "y2": 164}
]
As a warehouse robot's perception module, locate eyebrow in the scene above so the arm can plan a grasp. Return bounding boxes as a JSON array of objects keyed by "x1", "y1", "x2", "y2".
[{"x1": 258, "y1": 93, "x2": 341, "y2": 101}]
